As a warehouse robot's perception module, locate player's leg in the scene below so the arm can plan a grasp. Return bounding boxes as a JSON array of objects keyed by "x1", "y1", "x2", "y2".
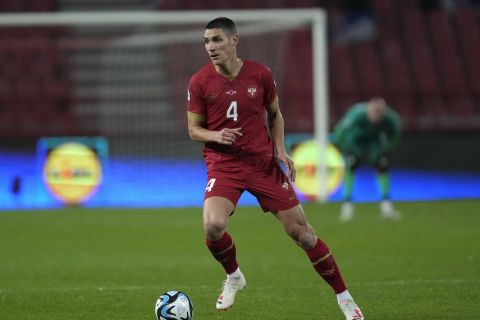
[
  {"x1": 273, "y1": 205, "x2": 364, "y2": 320},
  {"x1": 375, "y1": 153, "x2": 391, "y2": 200},
  {"x1": 340, "y1": 152, "x2": 360, "y2": 221},
  {"x1": 203, "y1": 181, "x2": 246, "y2": 310},
  {"x1": 203, "y1": 196, "x2": 238, "y2": 272},
  {"x1": 249, "y1": 163, "x2": 363, "y2": 319},
  {"x1": 372, "y1": 152, "x2": 401, "y2": 219},
  {"x1": 273, "y1": 205, "x2": 345, "y2": 291}
]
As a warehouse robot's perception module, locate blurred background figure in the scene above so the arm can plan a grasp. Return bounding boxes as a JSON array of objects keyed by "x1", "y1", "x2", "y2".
[{"x1": 333, "y1": 98, "x2": 402, "y2": 221}]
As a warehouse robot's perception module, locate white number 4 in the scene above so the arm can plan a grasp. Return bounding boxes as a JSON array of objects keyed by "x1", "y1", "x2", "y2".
[
  {"x1": 226, "y1": 101, "x2": 238, "y2": 121},
  {"x1": 206, "y1": 178, "x2": 216, "y2": 192}
]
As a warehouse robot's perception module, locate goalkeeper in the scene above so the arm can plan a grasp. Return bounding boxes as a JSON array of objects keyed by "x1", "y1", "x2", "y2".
[{"x1": 333, "y1": 97, "x2": 402, "y2": 221}]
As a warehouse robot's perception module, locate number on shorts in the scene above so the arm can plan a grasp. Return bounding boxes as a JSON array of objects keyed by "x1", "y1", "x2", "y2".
[{"x1": 206, "y1": 178, "x2": 216, "y2": 192}]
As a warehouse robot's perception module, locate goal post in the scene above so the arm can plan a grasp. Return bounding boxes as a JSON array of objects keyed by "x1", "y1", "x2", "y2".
[{"x1": 0, "y1": 9, "x2": 330, "y2": 205}]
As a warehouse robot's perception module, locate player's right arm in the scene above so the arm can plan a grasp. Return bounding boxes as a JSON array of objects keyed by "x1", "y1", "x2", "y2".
[
  {"x1": 187, "y1": 74, "x2": 242, "y2": 145},
  {"x1": 187, "y1": 111, "x2": 242, "y2": 145},
  {"x1": 334, "y1": 106, "x2": 362, "y2": 149}
]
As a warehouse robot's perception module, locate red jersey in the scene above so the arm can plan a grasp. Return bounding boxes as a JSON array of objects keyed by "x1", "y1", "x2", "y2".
[{"x1": 188, "y1": 60, "x2": 277, "y2": 165}]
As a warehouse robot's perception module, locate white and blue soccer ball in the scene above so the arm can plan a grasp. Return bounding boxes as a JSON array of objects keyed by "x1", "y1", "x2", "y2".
[{"x1": 155, "y1": 290, "x2": 194, "y2": 320}]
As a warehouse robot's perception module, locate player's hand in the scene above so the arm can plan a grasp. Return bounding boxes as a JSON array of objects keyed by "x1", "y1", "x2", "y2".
[
  {"x1": 213, "y1": 128, "x2": 242, "y2": 145},
  {"x1": 278, "y1": 153, "x2": 296, "y2": 182}
]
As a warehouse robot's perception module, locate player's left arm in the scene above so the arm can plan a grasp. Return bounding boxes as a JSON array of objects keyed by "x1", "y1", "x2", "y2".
[{"x1": 266, "y1": 96, "x2": 296, "y2": 182}]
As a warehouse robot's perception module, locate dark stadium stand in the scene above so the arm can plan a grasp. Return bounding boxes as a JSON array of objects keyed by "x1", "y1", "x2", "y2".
[
  {"x1": 352, "y1": 43, "x2": 386, "y2": 98},
  {"x1": 282, "y1": 30, "x2": 314, "y2": 132},
  {"x1": 0, "y1": 0, "x2": 57, "y2": 12},
  {"x1": 329, "y1": 45, "x2": 359, "y2": 120},
  {"x1": 0, "y1": 29, "x2": 74, "y2": 138},
  {"x1": 1, "y1": 0, "x2": 479, "y2": 138},
  {"x1": 379, "y1": 40, "x2": 415, "y2": 118},
  {"x1": 455, "y1": 10, "x2": 480, "y2": 105},
  {"x1": 165, "y1": 0, "x2": 480, "y2": 131}
]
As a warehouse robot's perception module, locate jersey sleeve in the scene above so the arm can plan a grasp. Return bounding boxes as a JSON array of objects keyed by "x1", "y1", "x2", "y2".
[
  {"x1": 334, "y1": 105, "x2": 363, "y2": 149},
  {"x1": 187, "y1": 75, "x2": 206, "y2": 116},
  {"x1": 262, "y1": 67, "x2": 277, "y2": 106},
  {"x1": 383, "y1": 109, "x2": 403, "y2": 151}
]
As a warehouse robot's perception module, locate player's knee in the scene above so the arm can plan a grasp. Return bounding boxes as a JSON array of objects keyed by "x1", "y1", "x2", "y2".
[
  {"x1": 345, "y1": 154, "x2": 360, "y2": 171},
  {"x1": 203, "y1": 218, "x2": 227, "y2": 240},
  {"x1": 298, "y1": 228, "x2": 317, "y2": 249},
  {"x1": 288, "y1": 224, "x2": 316, "y2": 249}
]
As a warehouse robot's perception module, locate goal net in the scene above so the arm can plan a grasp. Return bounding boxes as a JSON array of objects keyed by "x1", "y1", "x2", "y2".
[{"x1": 0, "y1": 9, "x2": 329, "y2": 207}]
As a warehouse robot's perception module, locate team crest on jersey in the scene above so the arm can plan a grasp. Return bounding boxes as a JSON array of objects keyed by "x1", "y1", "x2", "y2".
[{"x1": 247, "y1": 86, "x2": 257, "y2": 98}]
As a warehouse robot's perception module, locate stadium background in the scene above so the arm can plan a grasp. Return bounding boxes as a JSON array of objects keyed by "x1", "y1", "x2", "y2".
[{"x1": 1, "y1": 0, "x2": 480, "y2": 209}]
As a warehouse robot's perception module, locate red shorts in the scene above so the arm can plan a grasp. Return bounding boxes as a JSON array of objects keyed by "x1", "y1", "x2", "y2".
[{"x1": 204, "y1": 155, "x2": 299, "y2": 213}]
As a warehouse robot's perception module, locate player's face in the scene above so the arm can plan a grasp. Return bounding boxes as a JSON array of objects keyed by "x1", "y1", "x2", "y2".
[
  {"x1": 203, "y1": 28, "x2": 237, "y2": 65},
  {"x1": 367, "y1": 102, "x2": 386, "y2": 123}
]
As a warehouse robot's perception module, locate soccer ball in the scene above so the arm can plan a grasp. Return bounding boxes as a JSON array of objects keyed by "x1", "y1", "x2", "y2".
[{"x1": 155, "y1": 290, "x2": 194, "y2": 320}]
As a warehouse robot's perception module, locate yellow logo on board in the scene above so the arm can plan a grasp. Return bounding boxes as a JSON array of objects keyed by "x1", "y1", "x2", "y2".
[
  {"x1": 43, "y1": 142, "x2": 102, "y2": 204},
  {"x1": 291, "y1": 140, "x2": 344, "y2": 199}
]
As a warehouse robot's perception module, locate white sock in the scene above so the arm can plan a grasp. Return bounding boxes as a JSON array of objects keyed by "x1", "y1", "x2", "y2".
[
  {"x1": 336, "y1": 289, "x2": 353, "y2": 303},
  {"x1": 228, "y1": 267, "x2": 242, "y2": 278},
  {"x1": 380, "y1": 200, "x2": 393, "y2": 212}
]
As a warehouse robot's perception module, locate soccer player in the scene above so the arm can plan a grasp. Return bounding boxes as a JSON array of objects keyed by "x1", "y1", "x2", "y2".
[
  {"x1": 187, "y1": 17, "x2": 364, "y2": 320},
  {"x1": 333, "y1": 97, "x2": 402, "y2": 221}
]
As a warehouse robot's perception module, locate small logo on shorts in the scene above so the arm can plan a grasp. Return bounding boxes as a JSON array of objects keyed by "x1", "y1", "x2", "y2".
[{"x1": 282, "y1": 182, "x2": 289, "y2": 190}]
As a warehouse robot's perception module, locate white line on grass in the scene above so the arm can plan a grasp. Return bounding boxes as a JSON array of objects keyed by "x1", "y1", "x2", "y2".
[
  {"x1": 353, "y1": 278, "x2": 480, "y2": 287},
  {"x1": 1, "y1": 279, "x2": 479, "y2": 293}
]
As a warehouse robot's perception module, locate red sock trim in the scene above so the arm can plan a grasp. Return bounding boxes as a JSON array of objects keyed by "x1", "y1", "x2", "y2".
[
  {"x1": 206, "y1": 232, "x2": 239, "y2": 274},
  {"x1": 306, "y1": 238, "x2": 330, "y2": 261},
  {"x1": 305, "y1": 238, "x2": 347, "y2": 294}
]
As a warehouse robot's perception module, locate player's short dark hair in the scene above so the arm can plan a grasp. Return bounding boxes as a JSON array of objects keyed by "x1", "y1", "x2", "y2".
[{"x1": 205, "y1": 17, "x2": 237, "y2": 36}]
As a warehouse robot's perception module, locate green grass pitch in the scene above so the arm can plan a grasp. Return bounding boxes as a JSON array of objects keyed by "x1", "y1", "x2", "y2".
[{"x1": 0, "y1": 200, "x2": 479, "y2": 320}]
